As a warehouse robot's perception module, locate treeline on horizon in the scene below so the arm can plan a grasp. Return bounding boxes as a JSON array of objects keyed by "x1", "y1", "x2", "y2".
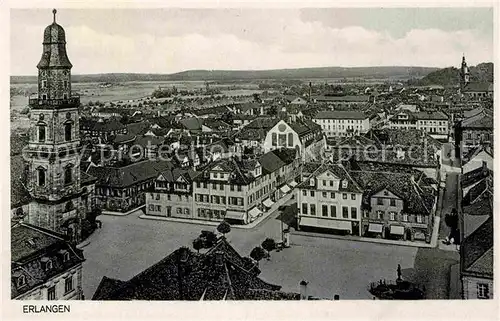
[
  {"x1": 11, "y1": 66, "x2": 439, "y2": 84},
  {"x1": 409, "y1": 62, "x2": 494, "y2": 86}
]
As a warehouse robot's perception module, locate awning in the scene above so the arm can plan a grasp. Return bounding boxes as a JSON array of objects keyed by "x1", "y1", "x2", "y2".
[
  {"x1": 263, "y1": 198, "x2": 274, "y2": 208},
  {"x1": 225, "y1": 211, "x2": 245, "y2": 221},
  {"x1": 368, "y1": 223, "x2": 383, "y2": 234},
  {"x1": 300, "y1": 216, "x2": 352, "y2": 232},
  {"x1": 249, "y1": 207, "x2": 263, "y2": 218},
  {"x1": 289, "y1": 181, "x2": 298, "y2": 187},
  {"x1": 390, "y1": 225, "x2": 405, "y2": 235},
  {"x1": 280, "y1": 185, "x2": 291, "y2": 194}
]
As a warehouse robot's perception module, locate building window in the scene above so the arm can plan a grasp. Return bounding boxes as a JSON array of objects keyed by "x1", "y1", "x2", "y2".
[
  {"x1": 237, "y1": 185, "x2": 242, "y2": 192},
  {"x1": 322, "y1": 205, "x2": 328, "y2": 217},
  {"x1": 38, "y1": 168, "x2": 46, "y2": 187},
  {"x1": 390, "y1": 199, "x2": 396, "y2": 207},
  {"x1": 377, "y1": 210, "x2": 384, "y2": 220},
  {"x1": 63, "y1": 252, "x2": 70, "y2": 262},
  {"x1": 47, "y1": 286, "x2": 56, "y2": 300},
  {"x1": 322, "y1": 180, "x2": 326, "y2": 186},
  {"x1": 402, "y1": 214, "x2": 408, "y2": 222},
  {"x1": 377, "y1": 198, "x2": 384, "y2": 205},
  {"x1": 272, "y1": 133, "x2": 277, "y2": 146},
  {"x1": 156, "y1": 205, "x2": 161, "y2": 211},
  {"x1": 155, "y1": 194, "x2": 160, "y2": 200},
  {"x1": 64, "y1": 276, "x2": 74, "y2": 294},
  {"x1": 148, "y1": 204, "x2": 154, "y2": 211},
  {"x1": 351, "y1": 194, "x2": 356, "y2": 200},
  {"x1": 288, "y1": 133, "x2": 294, "y2": 147},
  {"x1": 64, "y1": 166, "x2": 72, "y2": 185},
  {"x1": 278, "y1": 134, "x2": 286, "y2": 146},
  {"x1": 390, "y1": 212, "x2": 396, "y2": 221},
  {"x1": 42, "y1": 80, "x2": 47, "y2": 89},
  {"x1": 477, "y1": 283, "x2": 489, "y2": 299},
  {"x1": 212, "y1": 183, "x2": 217, "y2": 189},
  {"x1": 65, "y1": 123, "x2": 72, "y2": 141},
  {"x1": 351, "y1": 207, "x2": 357, "y2": 219},
  {"x1": 302, "y1": 203, "x2": 308, "y2": 215},
  {"x1": 230, "y1": 185, "x2": 234, "y2": 191},
  {"x1": 330, "y1": 205, "x2": 337, "y2": 217},
  {"x1": 302, "y1": 190, "x2": 306, "y2": 196},
  {"x1": 310, "y1": 191, "x2": 315, "y2": 197},
  {"x1": 342, "y1": 206, "x2": 348, "y2": 218},
  {"x1": 184, "y1": 208, "x2": 189, "y2": 215},
  {"x1": 310, "y1": 204, "x2": 316, "y2": 216},
  {"x1": 416, "y1": 215, "x2": 423, "y2": 223},
  {"x1": 342, "y1": 193, "x2": 347, "y2": 200},
  {"x1": 331, "y1": 192, "x2": 335, "y2": 199},
  {"x1": 38, "y1": 126, "x2": 46, "y2": 142},
  {"x1": 177, "y1": 208, "x2": 182, "y2": 214},
  {"x1": 330, "y1": 181, "x2": 333, "y2": 187},
  {"x1": 322, "y1": 192, "x2": 327, "y2": 198}
]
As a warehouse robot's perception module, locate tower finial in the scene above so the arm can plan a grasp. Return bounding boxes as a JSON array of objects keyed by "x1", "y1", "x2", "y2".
[{"x1": 53, "y1": 9, "x2": 57, "y2": 23}]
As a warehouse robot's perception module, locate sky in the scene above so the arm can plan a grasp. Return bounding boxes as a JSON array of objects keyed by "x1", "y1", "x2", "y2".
[{"x1": 10, "y1": 8, "x2": 494, "y2": 75}]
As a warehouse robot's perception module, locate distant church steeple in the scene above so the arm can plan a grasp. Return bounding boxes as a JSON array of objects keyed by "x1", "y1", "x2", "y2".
[{"x1": 460, "y1": 54, "x2": 470, "y2": 89}]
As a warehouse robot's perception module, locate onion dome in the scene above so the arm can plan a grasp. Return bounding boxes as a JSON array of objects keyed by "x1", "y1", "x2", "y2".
[{"x1": 37, "y1": 9, "x2": 73, "y2": 69}]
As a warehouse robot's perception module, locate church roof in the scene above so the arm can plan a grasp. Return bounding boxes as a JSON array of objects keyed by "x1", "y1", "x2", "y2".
[{"x1": 37, "y1": 11, "x2": 72, "y2": 68}]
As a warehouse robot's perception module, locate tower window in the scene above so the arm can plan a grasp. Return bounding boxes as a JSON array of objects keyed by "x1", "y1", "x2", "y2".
[
  {"x1": 38, "y1": 126, "x2": 46, "y2": 142},
  {"x1": 64, "y1": 166, "x2": 72, "y2": 185},
  {"x1": 64, "y1": 123, "x2": 72, "y2": 141},
  {"x1": 42, "y1": 80, "x2": 47, "y2": 89},
  {"x1": 38, "y1": 168, "x2": 46, "y2": 187},
  {"x1": 64, "y1": 80, "x2": 68, "y2": 89}
]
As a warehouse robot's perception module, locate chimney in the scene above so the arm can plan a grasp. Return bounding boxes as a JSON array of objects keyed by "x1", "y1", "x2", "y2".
[
  {"x1": 299, "y1": 280, "x2": 308, "y2": 300},
  {"x1": 333, "y1": 294, "x2": 340, "y2": 301}
]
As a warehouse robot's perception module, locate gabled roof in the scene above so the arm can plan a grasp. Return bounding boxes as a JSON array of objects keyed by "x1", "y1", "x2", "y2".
[
  {"x1": 314, "y1": 110, "x2": 367, "y2": 120},
  {"x1": 350, "y1": 170, "x2": 435, "y2": 215},
  {"x1": 91, "y1": 238, "x2": 295, "y2": 300},
  {"x1": 461, "y1": 217, "x2": 493, "y2": 278},
  {"x1": 88, "y1": 160, "x2": 175, "y2": 188},
  {"x1": 460, "y1": 165, "x2": 492, "y2": 189},
  {"x1": 180, "y1": 117, "x2": 204, "y2": 131},
  {"x1": 11, "y1": 223, "x2": 85, "y2": 299},
  {"x1": 461, "y1": 111, "x2": 493, "y2": 129},
  {"x1": 297, "y1": 163, "x2": 363, "y2": 194}
]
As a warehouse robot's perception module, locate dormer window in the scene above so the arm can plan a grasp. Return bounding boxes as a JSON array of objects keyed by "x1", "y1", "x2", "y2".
[
  {"x1": 41, "y1": 257, "x2": 53, "y2": 271},
  {"x1": 341, "y1": 180, "x2": 348, "y2": 188},
  {"x1": 17, "y1": 275, "x2": 27, "y2": 287},
  {"x1": 63, "y1": 252, "x2": 70, "y2": 262},
  {"x1": 309, "y1": 178, "x2": 315, "y2": 186}
]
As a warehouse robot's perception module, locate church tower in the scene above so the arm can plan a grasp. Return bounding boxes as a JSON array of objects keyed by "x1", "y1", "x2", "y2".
[
  {"x1": 26, "y1": 9, "x2": 83, "y2": 243},
  {"x1": 460, "y1": 55, "x2": 470, "y2": 89}
]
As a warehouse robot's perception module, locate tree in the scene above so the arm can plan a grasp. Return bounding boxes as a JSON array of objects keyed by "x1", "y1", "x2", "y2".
[
  {"x1": 192, "y1": 238, "x2": 203, "y2": 253},
  {"x1": 199, "y1": 230, "x2": 217, "y2": 248},
  {"x1": 261, "y1": 238, "x2": 276, "y2": 259},
  {"x1": 217, "y1": 221, "x2": 231, "y2": 237},
  {"x1": 250, "y1": 246, "x2": 266, "y2": 264}
]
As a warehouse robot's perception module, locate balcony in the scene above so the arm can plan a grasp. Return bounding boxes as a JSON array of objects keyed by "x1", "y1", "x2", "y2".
[{"x1": 29, "y1": 95, "x2": 80, "y2": 109}]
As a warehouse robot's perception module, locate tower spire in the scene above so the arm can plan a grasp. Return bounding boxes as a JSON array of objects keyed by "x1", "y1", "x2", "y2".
[{"x1": 53, "y1": 9, "x2": 57, "y2": 23}]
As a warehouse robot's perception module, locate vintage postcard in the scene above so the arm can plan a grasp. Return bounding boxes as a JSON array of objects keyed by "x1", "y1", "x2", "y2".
[{"x1": 2, "y1": 1, "x2": 498, "y2": 320}]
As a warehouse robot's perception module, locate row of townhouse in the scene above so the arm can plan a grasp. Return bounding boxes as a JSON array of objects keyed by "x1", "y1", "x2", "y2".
[
  {"x1": 295, "y1": 162, "x2": 437, "y2": 243},
  {"x1": 312, "y1": 110, "x2": 371, "y2": 138},
  {"x1": 387, "y1": 110, "x2": 449, "y2": 141},
  {"x1": 145, "y1": 148, "x2": 300, "y2": 225}
]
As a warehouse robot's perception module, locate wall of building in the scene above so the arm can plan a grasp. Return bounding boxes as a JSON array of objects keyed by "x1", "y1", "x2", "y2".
[
  {"x1": 462, "y1": 275, "x2": 493, "y2": 299},
  {"x1": 313, "y1": 118, "x2": 370, "y2": 137},
  {"x1": 145, "y1": 192, "x2": 194, "y2": 219},
  {"x1": 15, "y1": 264, "x2": 83, "y2": 300}
]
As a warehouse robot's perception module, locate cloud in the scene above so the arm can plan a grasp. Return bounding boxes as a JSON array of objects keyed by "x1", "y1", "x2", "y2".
[{"x1": 10, "y1": 9, "x2": 493, "y2": 75}]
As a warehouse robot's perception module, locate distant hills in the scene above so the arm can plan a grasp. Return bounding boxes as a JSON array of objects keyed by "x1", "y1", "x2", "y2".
[
  {"x1": 11, "y1": 66, "x2": 438, "y2": 84},
  {"x1": 413, "y1": 62, "x2": 493, "y2": 86}
]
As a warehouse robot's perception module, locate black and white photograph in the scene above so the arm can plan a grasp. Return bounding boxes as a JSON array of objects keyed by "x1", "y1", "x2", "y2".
[{"x1": 4, "y1": 2, "x2": 497, "y2": 319}]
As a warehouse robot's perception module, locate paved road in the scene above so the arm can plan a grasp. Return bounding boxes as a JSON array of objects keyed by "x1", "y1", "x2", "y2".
[
  {"x1": 439, "y1": 173, "x2": 459, "y2": 239},
  {"x1": 82, "y1": 202, "x2": 456, "y2": 300}
]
